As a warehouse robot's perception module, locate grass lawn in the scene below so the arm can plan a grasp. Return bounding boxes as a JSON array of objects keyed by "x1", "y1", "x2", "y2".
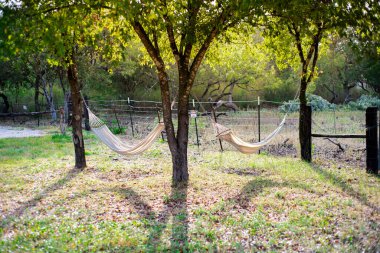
[{"x1": 0, "y1": 131, "x2": 379, "y2": 252}]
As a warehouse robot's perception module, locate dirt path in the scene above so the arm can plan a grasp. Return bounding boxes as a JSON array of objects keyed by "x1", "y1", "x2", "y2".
[{"x1": 0, "y1": 126, "x2": 46, "y2": 139}]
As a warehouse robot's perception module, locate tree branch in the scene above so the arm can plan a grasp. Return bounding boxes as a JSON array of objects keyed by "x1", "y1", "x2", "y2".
[
  {"x1": 188, "y1": 8, "x2": 230, "y2": 92},
  {"x1": 200, "y1": 80, "x2": 219, "y2": 100},
  {"x1": 307, "y1": 24, "x2": 324, "y2": 83},
  {"x1": 162, "y1": 0, "x2": 180, "y2": 64},
  {"x1": 325, "y1": 138, "x2": 345, "y2": 152},
  {"x1": 132, "y1": 21, "x2": 165, "y2": 71},
  {"x1": 291, "y1": 22, "x2": 305, "y2": 65},
  {"x1": 182, "y1": 2, "x2": 201, "y2": 68}
]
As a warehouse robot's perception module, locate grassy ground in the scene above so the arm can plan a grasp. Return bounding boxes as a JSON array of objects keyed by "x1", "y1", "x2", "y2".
[{"x1": 0, "y1": 131, "x2": 379, "y2": 252}]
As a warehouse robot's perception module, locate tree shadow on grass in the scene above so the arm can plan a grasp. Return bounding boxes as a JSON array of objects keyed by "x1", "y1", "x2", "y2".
[
  {"x1": 310, "y1": 165, "x2": 380, "y2": 213},
  {"x1": 235, "y1": 167, "x2": 379, "y2": 213},
  {"x1": 113, "y1": 182, "x2": 188, "y2": 251},
  {"x1": 232, "y1": 177, "x2": 320, "y2": 209},
  {"x1": 1, "y1": 168, "x2": 82, "y2": 228}
]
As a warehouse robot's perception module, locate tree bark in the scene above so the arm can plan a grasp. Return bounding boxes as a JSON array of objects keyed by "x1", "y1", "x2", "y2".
[
  {"x1": 34, "y1": 71, "x2": 42, "y2": 112},
  {"x1": 67, "y1": 54, "x2": 86, "y2": 169},
  {"x1": 173, "y1": 71, "x2": 191, "y2": 182},
  {"x1": 0, "y1": 92, "x2": 10, "y2": 113}
]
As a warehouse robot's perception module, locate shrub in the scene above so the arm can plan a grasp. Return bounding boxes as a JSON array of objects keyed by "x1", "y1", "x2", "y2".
[
  {"x1": 109, "y1": 126, "x2": 126, "y2": 135},
  {"x1": 279, "y1": 94, "x2": 336, "y2": 113},
  {"x1": 346, "y1": 95, "x2": 380, "y2": 110}
]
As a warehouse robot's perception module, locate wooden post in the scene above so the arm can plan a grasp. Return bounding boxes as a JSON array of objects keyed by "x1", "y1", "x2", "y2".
[
  {"x1": 302, "y1": 105, "x2": 312, "y2": 162},
  {"x1": 258, "y1": 97, "x2": 261, "y2": 154},
  {"x1": 128, "y1": 97, "x2": 135, "y2": 137},
  {"x1": 366, "y1": 107, "x2": 379, "y2": 174},
  {"x1": 212, "y1": 106, "x2": 224, "y2": 152},
  {"x1": 83, "y1": 95, "x2": 90, "y2": 131}
]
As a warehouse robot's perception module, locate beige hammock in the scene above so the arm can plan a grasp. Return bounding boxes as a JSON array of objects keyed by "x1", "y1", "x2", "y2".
[
  {"x1": 212, "y1": 116, "x2": 286, "y2": 154},
  {"x1": 88, "y1": 109, "x2": 165, "y2": 155}
]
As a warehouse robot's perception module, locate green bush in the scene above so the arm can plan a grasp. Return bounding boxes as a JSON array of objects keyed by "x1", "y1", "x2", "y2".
[
  {"x1": 279, "y1": 94, "x2": 336, "y2": 113},
  {"x1": 346, "y1": 95, "x2": 380, "y2": 110},
  {"x1": 109, "y1": 126, "x2": 126, "y2": 135}
]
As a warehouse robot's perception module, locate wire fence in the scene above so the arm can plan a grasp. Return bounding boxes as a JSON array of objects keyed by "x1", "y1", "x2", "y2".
[{"x1": 0, "y1": 99, "x2": 369, "y2": 168}]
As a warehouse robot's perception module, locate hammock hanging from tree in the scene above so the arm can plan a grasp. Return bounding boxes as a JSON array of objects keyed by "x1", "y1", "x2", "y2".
[
  {"x1": 88, "y1": 108, "x2": 165, "y2": 155},
  {"x1": 212, "y1": 116, "x2": 287, "y2": 154}
]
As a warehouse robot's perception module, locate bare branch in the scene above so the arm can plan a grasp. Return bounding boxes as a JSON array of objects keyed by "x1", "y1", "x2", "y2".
[
  {"x1": 325, "y1": 138, "x2": 345, "y2": 152},
  {"x1": 200, "y1": 80, "x2": 219, "y2": 100}
]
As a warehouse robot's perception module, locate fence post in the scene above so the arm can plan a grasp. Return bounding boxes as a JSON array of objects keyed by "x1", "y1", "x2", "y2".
[
  {"x1": 212, "y1": 106, "x2": 224, "y2": 152},
  {"x1": 366, "y1": 107, "x2": 379, "y2": 174},
  {"x1": 302, "y1": 105, "x2": 312, "y2": 162},
  {"x1": 113, "y1": 107, "x2": 122, "y2": 134},
  {"x1": 128, "y1": 97, "x2": 135, "y2": 137},
  {"x1": 258, "y1": 97, "x2": 261, "y2": 154}
]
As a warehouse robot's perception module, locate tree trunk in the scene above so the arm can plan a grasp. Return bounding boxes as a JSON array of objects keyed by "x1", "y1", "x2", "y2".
[
  {"x1": 299, "y1": 74, "x2": 312, "y2": 162},
  {"x1": 299, "y1": 103, "x2": 312, "y2": 162},
  {"x1": 157, "y1": 68, "x2": 190, "y2": 183},
  {"x1": 299, "y1": 75, "x2": 311, "y2": 161},
  {"x1": 0, "y1": 92, "x2": 10, "y2": 113},
  {"x1": 34, "y1": 72, "x2": 42, "y2": 112},
  {"x1": 67, "y1": 55, "x2": 86, "y2": 169},
  {"x1": 42, "y1": 77, "x2": 57, "y2": 122},
  {"x1": 49, "y1": 82, "x2": 57, "y2": 121},
  {"x1": 295, "y1": 25, "x2": 322, "y2": 162},
  {"x1": 173, "y1": 83, "x2": 190, "y2": 182},
  {"x1": 64, "y1": 92, "x2": 70, "y2": 124}
]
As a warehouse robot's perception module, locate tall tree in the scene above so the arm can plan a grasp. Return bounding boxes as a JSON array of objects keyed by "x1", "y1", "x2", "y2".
[
  {"x1": 256, "y1": 0, "x2": 379, "y2": 161},
  {"x1": 113, "y1": 0, "x2": 258, "y2": 183}
]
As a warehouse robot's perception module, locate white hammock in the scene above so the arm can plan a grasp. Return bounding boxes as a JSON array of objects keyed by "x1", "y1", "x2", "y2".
[
  {"x1": 212, "y1": 116, "x2": 286, "y2": 154},
  {"x1": 88, "y1": 109, "x2": 165, "y2": 155}
]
